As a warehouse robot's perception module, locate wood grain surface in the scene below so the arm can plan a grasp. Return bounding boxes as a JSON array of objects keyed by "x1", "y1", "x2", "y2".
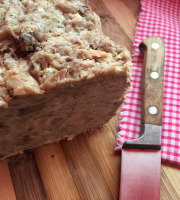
[{"x1": 1, "y1": 0, "x2": 180, "y2": 200}]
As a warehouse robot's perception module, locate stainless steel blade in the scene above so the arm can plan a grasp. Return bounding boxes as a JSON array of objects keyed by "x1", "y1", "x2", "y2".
[{"x1": 120, "y1": 149, "x2": 161, "y2": 200}]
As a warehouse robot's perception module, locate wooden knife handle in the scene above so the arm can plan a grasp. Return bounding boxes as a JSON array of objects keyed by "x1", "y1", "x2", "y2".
[{"x1": 139, "y1": 36, "x2": 165, "y2": 126}]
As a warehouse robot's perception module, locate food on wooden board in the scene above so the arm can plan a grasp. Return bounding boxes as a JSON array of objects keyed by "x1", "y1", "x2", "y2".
[{"x1": 0, "y1": 0, "x2": 132, "y2": 159}]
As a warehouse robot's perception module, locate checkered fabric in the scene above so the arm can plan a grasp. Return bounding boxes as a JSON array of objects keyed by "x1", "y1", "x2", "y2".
[{"x1": 117, "y1": 0, "x2": 180, "y2": 165}]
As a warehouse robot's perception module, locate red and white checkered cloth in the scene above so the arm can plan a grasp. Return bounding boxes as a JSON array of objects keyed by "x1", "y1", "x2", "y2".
[{"x1": 117, "y1": 0, "x2": 180, "y2": 165}]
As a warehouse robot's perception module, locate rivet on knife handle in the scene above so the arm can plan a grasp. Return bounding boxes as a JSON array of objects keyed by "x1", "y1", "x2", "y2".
[{"x1": 123, "y1": 36, "x2": 165, "y2": 150}]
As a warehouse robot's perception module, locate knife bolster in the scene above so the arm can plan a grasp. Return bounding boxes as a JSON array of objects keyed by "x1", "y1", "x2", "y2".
[{"x1": 122, "y1": 123, "x2": 161, "y2": 150}]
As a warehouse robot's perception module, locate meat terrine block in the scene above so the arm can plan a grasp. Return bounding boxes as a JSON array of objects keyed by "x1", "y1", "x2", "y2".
[{"x1": 0, "y1": 0, "x2": 133, "y2": 159}]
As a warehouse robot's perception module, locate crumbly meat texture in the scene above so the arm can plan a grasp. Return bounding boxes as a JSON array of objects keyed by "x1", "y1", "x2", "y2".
[
  {"x1": 0, "y1": 0, "x2": 131, "y2": 107},
  {"x1": 0, "y1": 0, "x2": 132, "y2": 159}
]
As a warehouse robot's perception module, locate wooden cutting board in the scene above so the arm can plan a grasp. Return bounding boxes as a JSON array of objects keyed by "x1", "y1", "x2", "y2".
[{"x1": 0, "y1": 0, "x2": 180, "y2": 199}]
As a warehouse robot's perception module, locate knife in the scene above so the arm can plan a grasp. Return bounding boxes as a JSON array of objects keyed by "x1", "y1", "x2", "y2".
[{"x1": 119, "y1": 36, "x2": 165, "y2": 200}]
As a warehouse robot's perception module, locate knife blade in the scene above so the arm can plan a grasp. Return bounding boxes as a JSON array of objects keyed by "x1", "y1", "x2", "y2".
[{"x1": 119, "y1": 36, "x2": 165, "y2": 200}]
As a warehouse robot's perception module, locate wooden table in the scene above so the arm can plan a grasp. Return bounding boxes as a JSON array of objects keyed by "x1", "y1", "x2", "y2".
[{"x1": 0, "y1": 0, "x2": 180, "y2": 199}]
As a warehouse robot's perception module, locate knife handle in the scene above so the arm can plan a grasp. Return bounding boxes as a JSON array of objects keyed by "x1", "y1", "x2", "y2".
[{"x1": 139, "y1": 36, "x2": 165, "y2": 126}]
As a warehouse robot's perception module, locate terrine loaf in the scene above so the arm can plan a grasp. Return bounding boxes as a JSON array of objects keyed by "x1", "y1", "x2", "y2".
[{"x1": 0, "y1": 0, "x2": 132, "y2": 159}]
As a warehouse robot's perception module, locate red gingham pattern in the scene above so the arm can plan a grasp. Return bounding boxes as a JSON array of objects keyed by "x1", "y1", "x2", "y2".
[{"x1": 117, "y1": 0, "x2": 180, "y2": 165}]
